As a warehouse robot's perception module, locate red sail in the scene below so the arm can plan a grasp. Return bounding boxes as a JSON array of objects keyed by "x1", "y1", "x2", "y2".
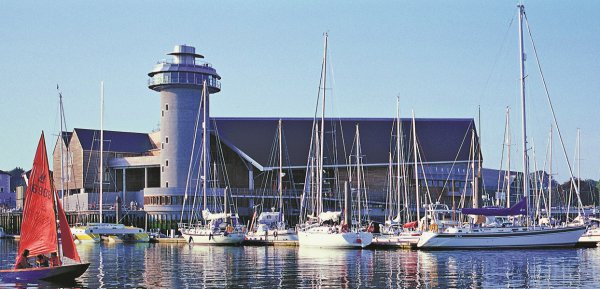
[
  {"x1": 55, "y1": 190, "x2": 81, "y2": 262},
  {"x1": 15, "y1": 133, "x2": 59, "y2": 267}
]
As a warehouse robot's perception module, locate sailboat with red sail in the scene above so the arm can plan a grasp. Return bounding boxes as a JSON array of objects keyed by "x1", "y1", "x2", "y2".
[{"x1": 0, "y1": 133, "x2": 90, "y2": 282}]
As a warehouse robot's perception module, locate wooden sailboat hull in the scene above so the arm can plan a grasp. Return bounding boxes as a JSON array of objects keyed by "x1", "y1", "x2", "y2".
[
  {"x1": 0, "y1": 263, "x2": 90, "y2": 282},
  {"x1": 417, "y1": 226, "x2": 586, "y2": 249}
]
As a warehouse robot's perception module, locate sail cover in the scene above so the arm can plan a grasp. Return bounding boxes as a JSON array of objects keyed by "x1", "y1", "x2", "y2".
[
  {"x1": 16, "y1": 133, "x2": 59, "y2": 265},
  {"x1": 55, "y1": 190, "x2": 81, "y2": 262},
  {"x1": 461, "y1": 197, "x2": 527, "y2": 216}
]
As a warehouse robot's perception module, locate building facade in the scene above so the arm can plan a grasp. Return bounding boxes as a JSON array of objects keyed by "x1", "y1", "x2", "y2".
[
  {"x1": 0, "y1": 170, "x2": 14, "y2": 211},
  {"x1": 52, "y1": 44, "x2": 483, "y2": 227}
]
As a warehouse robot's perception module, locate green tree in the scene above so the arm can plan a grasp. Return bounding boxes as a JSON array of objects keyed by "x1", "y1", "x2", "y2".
[{"x1": 8, "y1": 167, "x2": 25, "y2": 192}]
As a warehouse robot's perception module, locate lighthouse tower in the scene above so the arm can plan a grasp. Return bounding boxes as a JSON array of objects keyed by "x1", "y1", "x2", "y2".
[{"x1": 148, "y1": 45, "x2": 221, "y2": 190}]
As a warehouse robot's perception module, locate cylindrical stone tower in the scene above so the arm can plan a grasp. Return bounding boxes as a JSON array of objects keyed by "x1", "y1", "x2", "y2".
[{"x1": 148, "y1": 45, "x2": 221, "y2": 190}]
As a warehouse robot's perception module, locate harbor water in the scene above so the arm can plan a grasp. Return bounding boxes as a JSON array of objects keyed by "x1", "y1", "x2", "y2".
[{"x1": 1, "y1": 239, "x2": 600, "y2": 288}]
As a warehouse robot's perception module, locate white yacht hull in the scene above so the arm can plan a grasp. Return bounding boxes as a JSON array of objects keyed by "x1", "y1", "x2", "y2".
[
  {"x1": 372, "y1": 233, "x2": 420, "y2": 248},
  {"x1": 298, "y1": 229, "x2": 372, "y2": 248},
  {"x1": 577, "y1": 228, "x2": 600, "y2": 247},
  {"x1": 182, "y1": 230, "x2": 244, "y2": 245},
  {"x1": 246, "y1": 229, "x2": 299, "y2": 242},
  {"x1": 417, "y1": 226, "x2": 586, "y2": 249},
  {"x1": 72, "y1": 223, "x2": 148, "y2": 243}
]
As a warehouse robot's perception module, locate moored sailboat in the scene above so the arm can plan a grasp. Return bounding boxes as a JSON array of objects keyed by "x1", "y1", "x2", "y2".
[
  {"x1": 70, "y1": 82, "x2": 149, "y2": 243},
  {"x1": 245, "y1": 119, "x2": 298, "y2": 245},
  {"x1": 0, "y1": 133, "x2": 90, "y2": 282},
  {"x1": 178, "y1": 81, "x2": 245, "y2": 245},
  {"x1": 297, "y1": 33, "x2": 372, "y2": 249},
  {"x1": 417, "y1": 5, "x2": 586, "y2": 250}
]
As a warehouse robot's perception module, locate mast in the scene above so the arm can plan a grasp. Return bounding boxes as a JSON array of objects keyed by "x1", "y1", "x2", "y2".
[
  {"x1": 317, "y1": 33, "x2": 328, "y2": 220},
  {"x1": 202, "y1": 82, "x2": 208, "y2": 213},
  {"x1": 471, "y1": 129, "x2": 478, "y2": 208},
  {"x1": 224, "y1": 185, "x2": 228, "y2": 224},
  {"x1": 506, "y1": 107, "x2": 512, "y2": 208},
  {"x1": 99, "y1": 81, "x2": 104, "y2": 223},
  {"x1": 355, "y1": 124, "x2": 362, "y2": 227},
  {"x1": 411, "y1": 110, "x2": 420, "y2": 224},
  {"x1": 278, "y1": 119, "x2": 284, "y2": 223},
  {"x1": 396, "y1": 97, "x2": 402, "y2": 222},
  {"x1": 474, "y1": 106, "x2": 481, "y2": 208},
  {"x1": 50, "y1": 135, "x2": 63, "y2": 258},
  {"x1": 58, "y1": 87, "x2": 66, "y2": 206},
  {"x1": 545, "y1": 126, "x2": 552, "y2": 220},
  {"x1": 576, "y1": 128, "x2": 581, "y2": 203},
  {"x1": 518, "y1": 4, "x2": 530, "y2": 219}
]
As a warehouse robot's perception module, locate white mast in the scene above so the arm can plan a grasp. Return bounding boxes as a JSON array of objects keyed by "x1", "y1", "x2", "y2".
[
  {"x1": 411, "y1": 110, "x2": 420, "y2": 224},
  {"x1": 202, "y1": 82, "x2": 208, "y2": 213},
  {"x1": 576, "y1": 128, "x2": 581, "y2": 201},
  {"x1": 396, "y1": 97, "x2": 402, "y2": 222},
  {"x1": 548, "y1": 125, "x2": 553, "y2": 219},
  {"x1": 99, "y1": 81, "x2": 104, "y2": 223},
  {"x1": 278, "y1": 119, "x2": 284, "y2": 223},
  {"x1": 518, "y1": 5, "x2": 530, "y2": 218},
  {"x1": 506, "y1": 107, "x2": 512, "y2": 208},
  {"x1": 58, "y1": 87, "x2": 66, "y2": 206},
  {"x1": 356, "y1": 124, "x2": 362, "y2": 226},
  {"x1": 317, "y1": 33, "x2": 328, "y2": 220}
]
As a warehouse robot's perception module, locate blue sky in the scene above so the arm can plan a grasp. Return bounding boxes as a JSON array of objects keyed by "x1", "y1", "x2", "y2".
[{"x1": 1, "y1": 1, "x2": 598, "y2": 182}]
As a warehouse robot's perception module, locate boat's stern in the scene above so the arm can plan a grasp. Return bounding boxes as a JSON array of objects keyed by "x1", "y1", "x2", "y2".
[{"x1": 416, "y1": 231, "x2": 438, "y2": 248}]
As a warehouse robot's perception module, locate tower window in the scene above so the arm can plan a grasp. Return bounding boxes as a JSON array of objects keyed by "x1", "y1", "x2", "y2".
[
  {"x1": 161, "y1": 143, "x2": 164, "y2": 149},
  {"x1": 162, "y1": 110, "x2": 164, "y2": 117},
  {"x1": 166, "y1": 182, "x2": 169, "y2": 188},
  {"x1": 165, "y1": 104, "x2": 169, "y2": 111},
  {"x1": 162, "y1": 166, "x2": 164, "y2": 172},
  {"x1": 166, "y1": 160, "x2": 169, "y2": 167},
  {"x1": 166, "y1": 137, "x2": 169, "y2": 143}
]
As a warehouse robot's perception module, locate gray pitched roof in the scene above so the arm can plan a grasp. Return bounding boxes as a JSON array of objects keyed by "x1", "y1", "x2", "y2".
[
  {"x1": 73, "y1": 128, "x2": 154, "y2": 154},
  {"x1": 212, "y1": 117, "x2": 480, "y2": 171}
]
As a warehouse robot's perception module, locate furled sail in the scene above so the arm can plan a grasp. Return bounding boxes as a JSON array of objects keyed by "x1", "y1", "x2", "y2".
[{"x1": 461, "y1": 197, "x2": 527, "y2": 216}]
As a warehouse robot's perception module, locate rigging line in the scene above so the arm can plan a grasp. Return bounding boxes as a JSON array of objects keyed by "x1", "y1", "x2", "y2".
[
  {"x1": 542, "y1": 128, "x2": 553, "y2": 215},
  {"x1": 301, "y1": 35, "x2": 328, "y2": 221},
  {"x1": 497, "y1": 107, "x2": 510, "y2": 200},
  {"x1": 459, "y1": 134, "x2": 474, "y2": 209},
  {"x1": 213, "y1": 120, "x2": 237, "y2": 214},
  {"x1": 281, "y1": 125, "x2": 298, "y2": 209},
  {"x1": 480, "y1": 9, "x2": 518, "y2": 102},
  {"x1": 524, "y1": 13, "x2": 584, "y2": 212},
  {"x1": 415, "y1": 135, "x2": 433, "y2": 205},
  {"x1": 436, "y1": 121, "x2": 473, "y2": 203},
  {"x1": 182, "y1": 85, "x2": 205, "y2": 224}
]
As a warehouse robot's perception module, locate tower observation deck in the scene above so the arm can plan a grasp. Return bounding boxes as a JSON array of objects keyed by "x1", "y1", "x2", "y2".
[
  {"x1": 148, "y1": 45, "x2": 221, "y2": 191},
  {"x1": 148, "y1": 45, "x2": 221, "y2": 92}
]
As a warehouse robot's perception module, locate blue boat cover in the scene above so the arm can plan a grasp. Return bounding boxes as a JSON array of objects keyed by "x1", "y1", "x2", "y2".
[{"x1": 461, "y1": 197, "x2": 527, "y2": 216}]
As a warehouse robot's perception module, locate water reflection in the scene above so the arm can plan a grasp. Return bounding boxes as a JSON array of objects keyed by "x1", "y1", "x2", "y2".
[
  {"x1": 297, "y1": 248, "x2": 374, "y2": 288},
  {"x1": 1, "y1": 238, "x2": 600, "y2": 288}
]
